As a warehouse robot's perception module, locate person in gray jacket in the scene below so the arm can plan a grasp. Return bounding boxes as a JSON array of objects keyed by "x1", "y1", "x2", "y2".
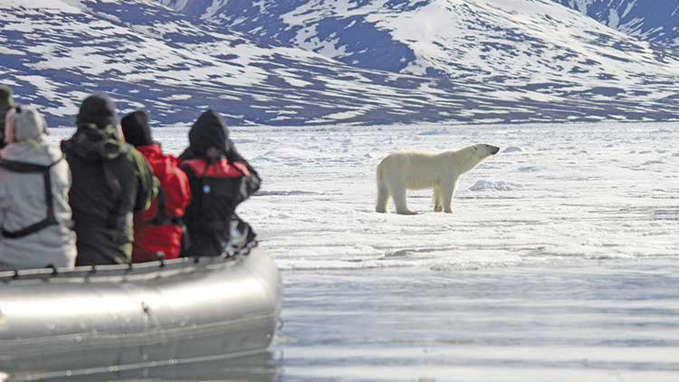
[{"x1": 0, "y1": 105, "x2": 77, "y2": 269}]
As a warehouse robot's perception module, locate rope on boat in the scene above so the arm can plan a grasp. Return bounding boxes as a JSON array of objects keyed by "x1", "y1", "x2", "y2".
[{"x1": 0, "y1": 242, "x2": 259, "y2": 282}]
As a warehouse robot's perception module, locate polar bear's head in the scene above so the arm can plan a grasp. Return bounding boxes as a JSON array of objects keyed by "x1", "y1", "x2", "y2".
[
  {"x1": 472, "y1": 144, "x2": 500, "y2": 158},
  {"x1": 454, "y1": 143, "x2": 500, "y2": 173}
]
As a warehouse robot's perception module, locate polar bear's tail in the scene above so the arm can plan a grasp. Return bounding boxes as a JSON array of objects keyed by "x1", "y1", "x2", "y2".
[{"x1": 375, "y1": 162, "x2": 389, "y2": 213}]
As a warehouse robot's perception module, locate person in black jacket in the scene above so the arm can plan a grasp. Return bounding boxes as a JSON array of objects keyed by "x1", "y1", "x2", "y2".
[{"x1": 180, "y1": 110, "x2": 260, "y2": 257}]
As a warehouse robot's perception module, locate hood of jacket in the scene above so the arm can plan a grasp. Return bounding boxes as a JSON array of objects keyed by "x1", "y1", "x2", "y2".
[
  {"x1": 5, "y1": 105, "x2": 46, "y2": 144},
  {"x1": 76, "y1": 94, "x2": 117, "y2": 130},
  {"x1": 0, "y1": 105, "x2": 62, "y2": 165},
  {"x1": 188, "y1": 110, "x2": 230, "y2": 157},
  {"x1": 61, "y1": 123, "x2": 129, "y2": 162},
  {"x1": 121, "y1": 110, "x2": 153, "y2": 147}
]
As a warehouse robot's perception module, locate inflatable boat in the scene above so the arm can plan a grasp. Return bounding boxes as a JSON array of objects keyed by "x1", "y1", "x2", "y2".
[{"x1": 0, "y1": 247, "x2": 281, "y2": 380}]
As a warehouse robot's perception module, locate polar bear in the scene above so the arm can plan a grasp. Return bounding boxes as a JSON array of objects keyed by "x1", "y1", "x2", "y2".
[{"x1": 375, "y1": 144, "x2": 500, "y2": 214}]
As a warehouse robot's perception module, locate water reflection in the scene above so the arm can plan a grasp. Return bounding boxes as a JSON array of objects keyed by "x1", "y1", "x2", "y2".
[{"x1": 6, "y1": 352, "x2": 277, "y2": 382}]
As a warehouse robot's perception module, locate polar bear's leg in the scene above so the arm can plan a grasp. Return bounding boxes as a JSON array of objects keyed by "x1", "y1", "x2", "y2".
[
  {"x1": 387, "y1": 179, "x2": 415, "y2": 215},
  {"x1": 392, "y1": 188, "x2": 415, "y2": 215},
  {"x1": 442, "y1": 178, "x2": 458, "y2": 213},
  {"x1": 376, "y1": 182, "x2": 390, "y2": 213},
  {"x1": 433, "y1": 185, "x2": 442, "y2": 212},
  {"x1": 376, "y1": 164, "x2": 390, "y2": 213}
]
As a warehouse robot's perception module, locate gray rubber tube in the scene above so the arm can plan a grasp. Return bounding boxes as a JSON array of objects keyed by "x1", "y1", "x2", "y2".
[{"x1": 0, "y1": 248, "x2": 282, "y2": 379}]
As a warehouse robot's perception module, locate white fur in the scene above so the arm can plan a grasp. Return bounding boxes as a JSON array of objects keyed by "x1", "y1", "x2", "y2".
[{"x1": 376, "y1": 144, "x2": 499, "y2": 214}]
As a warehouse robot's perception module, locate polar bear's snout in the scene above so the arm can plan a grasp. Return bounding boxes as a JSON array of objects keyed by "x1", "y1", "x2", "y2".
[{"x1": 484, "y1": 144, "x2": 500, "y2": 155}]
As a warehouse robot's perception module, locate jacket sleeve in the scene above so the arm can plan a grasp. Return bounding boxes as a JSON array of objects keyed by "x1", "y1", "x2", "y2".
[
  {"x1": 131, "y1": 149, "x2": 158, "y2": 213},
  {"x1": 0, "y1": 110, "x2": 8, "y2": 149},
  {"x1": 0, "y1": 172, "x2": 6, "y2": 230},
  {"x1": 166, "y1": 166, "x2": 191, "y2": 214},
  {"x1": 233, "y1": 161, "x2": 261, "y2": 204}
]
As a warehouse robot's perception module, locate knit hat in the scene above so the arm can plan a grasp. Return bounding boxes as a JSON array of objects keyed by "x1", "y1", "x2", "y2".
[
  {"x1": 5, "y1": 105, "x2": 47, "y2": 143},
  {"x1": 121, "y1": 110, "x2": 153, "y2": 147},
  {"x1": 76, "y1": 94, "x2": 117, "y2": 129},
  {"x1": 188, "y1": 109, "x2": 229, "y2": 156}
]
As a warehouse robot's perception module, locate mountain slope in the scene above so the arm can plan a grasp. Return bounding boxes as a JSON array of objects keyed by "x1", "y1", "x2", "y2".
[
  {"x1": 1, "y1": 0, "x2": 678, "y2": 127},
  {"x1": 554, "y1": 0, "x2": 679, "y2": 51},
  {"x1": 158, "y1": 0, "x2": 679, "y2": 120},
  {"x1": 1, "y1": 0, "x2": 462, "y2": 126},
  {"x1": 160, "y1": 0, "x2": 677, "y2": 81}
]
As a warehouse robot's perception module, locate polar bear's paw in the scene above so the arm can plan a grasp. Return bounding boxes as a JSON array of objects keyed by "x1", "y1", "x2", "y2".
[{"x1": 396, "y1": 209, "x2": 418, "y2": 215}]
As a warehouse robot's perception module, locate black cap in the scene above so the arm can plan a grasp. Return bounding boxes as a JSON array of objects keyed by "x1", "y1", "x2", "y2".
[
  {"x1": 76, "y1": 94, "x2": 117, "y2": 129},
  {"x1": 121, "y1": 110, "x2": 153, "y2": 147}
]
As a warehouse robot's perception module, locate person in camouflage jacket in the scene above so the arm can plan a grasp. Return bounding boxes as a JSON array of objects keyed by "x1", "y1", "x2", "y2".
[{"x1": 61, "y1": 94, "x2": 157, "y2": 265}]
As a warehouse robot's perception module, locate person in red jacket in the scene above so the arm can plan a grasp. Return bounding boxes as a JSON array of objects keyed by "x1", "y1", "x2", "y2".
[{"x1": 121, "y1": 111, "x2": 190, "y2": 262}]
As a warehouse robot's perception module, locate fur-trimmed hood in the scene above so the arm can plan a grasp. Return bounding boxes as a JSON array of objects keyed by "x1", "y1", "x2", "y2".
[{"x1": 0, "y1": 105, "x2": 61, "y2": 166}]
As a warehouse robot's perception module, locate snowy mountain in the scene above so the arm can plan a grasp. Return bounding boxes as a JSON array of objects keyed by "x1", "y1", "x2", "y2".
[
  {"x1": 554, "y1": 0, "x2": 679, "y2": 51},
  {"x1": 160, "y1": 0, "x2": 679, "y2": 79},
  {"x1": 1, "y1": 0, "x2": 678, "y2": 127}
]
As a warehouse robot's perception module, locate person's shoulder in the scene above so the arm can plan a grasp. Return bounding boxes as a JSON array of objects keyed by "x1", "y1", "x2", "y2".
[
  {"x1": 180, "y1": 158, "x2": 205, "y2": 174},
  {"x1": 186, "y1": 158, "x2": 245, "y2": 179},
  {"x1": 60, "y1": 136, "x2": 74, "y2": 156},
  {"x1": 158, "y1": 150, "x2": 181, "y2": 167},
  {"x1": 117, "y1": 144, "x2": 152, "y2": 172},
  {"x1": 151, "y1": 150, "x2": 187, "y2": 180},
  {"x1": 44, "y1": 142, "x2": 66, "y2": 163},
  {"x1": 124, "y1": 143, "x2": 145, "y2": 161}
]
